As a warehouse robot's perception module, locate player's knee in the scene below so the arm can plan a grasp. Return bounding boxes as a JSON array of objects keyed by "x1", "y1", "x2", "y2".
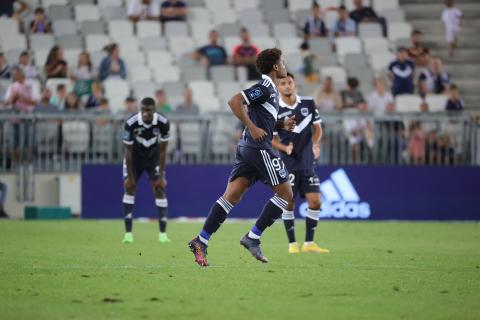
[
  {"x1": 223, "y1": 192, "x2": 242, "y2": 206},
  {"x1": 277, "y1": 187, "x2": 293, "y2": 204},
  {"x1": 309, "y1": 198, "x2": 322, "y2": 211}
]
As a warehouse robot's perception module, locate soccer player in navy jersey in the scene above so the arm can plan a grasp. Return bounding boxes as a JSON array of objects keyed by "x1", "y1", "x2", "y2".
[
  {"x1": 273, "y1": 73, "x2": 329, "y2": 254},
  {"x1": 188, "y1": 48, "x2": 296, "y2": 267},
  {"x1": 122, "y1": 98, "x2": 171, "y2": 244}
]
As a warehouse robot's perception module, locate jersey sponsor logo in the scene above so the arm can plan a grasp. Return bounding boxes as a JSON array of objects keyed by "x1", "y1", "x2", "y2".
[
  {"x1": 249, "y1": 88, "x2": 263, "y2": 101},
  {"x1": 134, "y1": 127, "x2": 145, "y2": 135},
  {"x1": 298, "y1": 168, "x2": 371, "y2": 219},
  {"x1": 301, "y1": 107, "x2": 309, "y2": 116}
]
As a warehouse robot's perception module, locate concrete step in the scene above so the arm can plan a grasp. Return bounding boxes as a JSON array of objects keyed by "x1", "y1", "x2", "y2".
[
  {"x1": 444, "y1": 64, "x2": 480, "y2": 78},
  {"x1": 430, "y1": 49, "x2": 480, "y2": 63},
  {"x1": 401, "y1": 0, "x2": 479, "y2": 4},
  {"x1": 403, "y1": 4, "x2": 480, "y2": 19},
  {"x1": 453, "y1": 79, "x2": 480, "y2": 91}
]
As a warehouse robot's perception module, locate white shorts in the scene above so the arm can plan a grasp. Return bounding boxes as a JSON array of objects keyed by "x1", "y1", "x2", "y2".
[{"x1": 445, "y1": 26, "x2": 460, "y2": 43}]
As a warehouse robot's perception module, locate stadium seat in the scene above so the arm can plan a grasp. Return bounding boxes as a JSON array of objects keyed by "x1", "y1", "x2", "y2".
[
  {"x1": 47, "y1": 5, "x2": 72, "y2": 20},
  {"x1": 238, "y1": 9, "x2": 264, "y2": 24},
  {"x1": 211, "y1": 116, "x2": 238, "y2": 159},
  {"x1": 345, "y1": 53, "x2": 368, "y2": 71},
  {"x1": 104, "y1": 79, "x2": 130, "y2": 113},
  {"x1": 369, "y1": 52, "x2": 394, "y2": 72},
  {"x1": 318, "y1": 54, "x2": 338, "y2": 67},
  {"x1": 380, "y1": 8, "x2": 405, "y2": 23},
  {"x1": 319, "y1": 0, "x2": 341, "y2": 7},
  {"x1": 373, "y1": 0, "x2": 399, "y2": 11},
  {"x1": 217, "y1": 81, "x2": 241, "y2": 104},
  {"x1": 168, "y1": 37, "x2": 195, "y2": 59},
  {"x1": 205, "y1": 0, "x2": 231, "y2": 9},
  {"x1": 288, "y1": 0, "x2": 311, "y2": 12},
  {"x1": 102, "y1": 6, "x2": 127, "y2": 21},
  {"x1": 147, "y1": 50, "x2": 173, "y2": 68},
  {"x1": 53, "y1": 20, "x2": 77, "y2": 36},
  {"x1": 90, "y1": 50, "x2": 107, "y2": 68},
  {"x1": 233, "y1": 0, "x2": 259, "y2": 10},
  {"x1": 0, "y1": 18, "x2": 19, "y2": 34},
  {"x1": 197, "y1": 96, "x2": 221, "y2": 113},
  {"x1": 264, "y1": 9, "x2": 290, "y2": 25},
  {"x1": 153, "y1": 66, "x2": 181, "y2": 83},
  {"x1": 5, "y1": 49, "x2": 23, "y2": 65},
  {"x1": 122, "y1": 50, "x2": 146, "y2": 67},
  {"x1": 74, "y1": 4, "x2": 100, "y2": 23},
  {"x1": 363, "y1": 38, "x2": 390, "y2": 55},
  {"x1": 358, "y1": 23, "x2": 383, "y2": 39},
  {"x1": 321, "y1": 66, "x2": 347, "y2": 85},
  {"x1": 164, "y1": 22, "x2": 189, "y2": 38},
  {"x1": 86, "y1": 34, "x2": 111, "y2": 52},
  {"x1": 395, "y1": 94, "x2": 422, "y2": 112},
  {"x1": 324, "y1": 10, "x2": 338, "y2": 28},
  {"x1": 43, "y1": 0, "x2": 68, "y2": 7},
  {"x1": 190, "y1": 22, "x2": 214, "y2": 43},
  {"x1": 182, "y1": 65, "x2": 208, "y2": 81},
  {"x1": 108, "y1": 20, "x2": 134, "y2": 40},
  {"x1": 63, "y1": 49, "x2": 82, "y2": 67},
  {"x1": 211, "y1": 65, "x2": 236, "y2": 82},
  {"x1": 212, "y1": 9, "x2": 238, "y2": 25},
  {"x1": 426, "y1": 95, "x2": 448, "y2": 113},
  {"x1": 294, "y1": 9, "x2": 310, "y2": 28},
  {"x1": 133, "y1": 81, "x2": 158, "y2": 99},
  {"x1": 218, "y1": 23, "x2": 241, "y2": 38},
  {"x1": 57, "y1": 35, "x2": 83, "y2": 50},
  {"x1": 252, "y1": 37, "x2": 276, "y2": 51},
  {"x1": 335, "y1": 37, "x2": 362, "y2": 64},
  {"x1": 129, "y1": 65, "x2": 152, "y2": 83},
  {"x1": 184, "y1": 0, "x2": 205, "y2": 6},
  {"x1": 1, "y1": 34, "x2": 27, "y2": 51},
  {"x1": 278, "y1": 37, "x2": 303, "y2": 55},
  {"x1": 30, "y1": 34, "x2": 56, "y2": 50},
  {"x1": 62, "y1": 121, "x2": 90, "y2": 154},
  {"x1": 188, "y1": 7, "x2": 211, "y2": 23},
  {"x1": 163, "y1": 81, "x2": 186, "y2": 97},
  {"x1": 141, "y1": 36, "x2": 168, "y2": 51},
  {"x1": 262, "y1": 0, "x2": 286, "y2": 10},
  {"x1": 273, "y1": 23, "x2": 297, "y2": 38},
  {"x1": 189, "y1": 81, "x2": 215, "y2": 101},
  {"x1": 178, "y1": 122, "x2": 202, "y2": 157},
  {"x1": 223, "y1": 37, "x2": 241, "y2": 55},
  {"x1": 115, "y1": 36, "x2": 140, "y2": 53},
  {"x1": 97, "y1": 0, "x2": 123, "y2": 8},
  {"x1": 46, "y1": 78, "x2": 73, "y2": 94},
  {"x1": 247, "y1": 24, "x2": 270, "y2": 38},
  {"x1": 91, "y1": 123, "x2": 114, "y2": 155},
  {"x1": 136, "y1": 21, "x2": 161, "y2": 38},
  {"x1": 309, "y1": 38, "x2": 332, "y2": 54},
  {"x1": 81, "y1": 20, "x2": 105, "y2": 35},
  {"x1": 388, "y1": 22, "x2": 412, "y2": 42}
]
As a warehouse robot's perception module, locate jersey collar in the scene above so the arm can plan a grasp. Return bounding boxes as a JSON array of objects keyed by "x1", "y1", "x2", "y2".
[
  {"x1": 279, "y1": 95, "x2": 301, "y2": 110},
  {"x1": 137, "y1": 112, "x2": 158, "y2": 128},
  {"x1": 261, "y1": 74, "x2": 277, "y2": 93}
]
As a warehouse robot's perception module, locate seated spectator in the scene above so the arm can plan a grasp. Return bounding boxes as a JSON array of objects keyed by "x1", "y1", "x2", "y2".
[
  {"x1": 175, "y1": 87, "x2": 199, "y2": 114},
  {"x1": 350, "y1": 0, "x2": 387, "y2": 36},
  {"x1": 85, "y1": 82, "x2": 104, "y2": 109},
  {"x1": 233, "y1": 28, "x2": 260, "y2": 80},
  {"x1": 36, "y1": 88, "x2": 58, "y2": 112},
  {"x1": 72, "y1": 51, "x2": 95, "y2": 99},
  {"x1": 99, "y1": 44, "x2": 126, "y2": 81},
  {"x1": 388, "y1": 47, "x2": 415, "y2": 96},
  {"x1": 367, "y1": 78, "x2": 395, "y2": 115},
  {"x1": 64, "y1": 92, "x2": 80, "y2": 111},
  {"x1": 160, "y1": 0, "x2": 187, "y2": 23},
  {"x1": 303, "y1": 3, "x2": 328, "y2": 40},
  {"x1": 30, "y1": 7, "x2": 52, "y2": 33},
  {"x1": 192, "y1": 30, "x2": 228, "y2": 66},
  {"x1": 408, "y1": 121, "x2": 425, "y2": 165},
  {"x1": 332, "y1": 5, "x2": 356, "y2": 38},
  {"x1": 418, "y1": 58, "x2": 450, "y2": 94},
  {"x1": 0, "y1": 0, "x2": 28, "y2": 19},
  {"x1": 340, "y1": 77, "x2": 366, "y2": 110},
  {"x1": 442, "y1": 0, "x2": 462, "y2": 57},
  {"x1": 343, "y1": 102, "x2": 374, "y2": 163},
  {"x1": 313, "y1": 76, "x2": 342, "y2": 112},
  {"x1": 407, "y1": 30, "x2": 430, "y2": 67},
  {"x1": 155, "y1": 89, "x2": 172, "y2": 113},
  {"x1": 0, "y1": 52, "x2": 11, "y2": 79},
  {"x1": 127, "y1": 0, "x2": 160, "y2": 22},
  {"x1": 4, "y1": 67, "x2": 39, "y2": 112},
  {"x1": 49, "y1": 83, "x2": 67, "y2": 110},
  {"x1": 299, "y1": 42, "x2": 319, "y2": 83},
  {"x1": 95, "y1": 98, "x2": 111, "y2": 126},
  {"x1": 44, "y1": 46, "x2": 68, "y2": 79},
  {"x1": 419, "y1": 101, "x2": 430, "y2": 113},
  {"x1": 124, "y1": 96, "x2": 138, "y2": 113},
  {"x1": 445, "y1": 84, "x2": 464, "y2": 111},
  {"x1": 16, "y1": 51, "x2": 36, "y2": 79}
]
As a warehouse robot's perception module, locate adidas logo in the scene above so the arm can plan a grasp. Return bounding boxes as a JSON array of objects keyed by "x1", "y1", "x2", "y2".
[{"x1": 299, "y1": 169, "x2": 371, "y2": 219}]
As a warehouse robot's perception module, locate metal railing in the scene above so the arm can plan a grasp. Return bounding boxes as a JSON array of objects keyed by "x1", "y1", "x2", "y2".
[{"x1": 0, "y1": 110, "x2": 478, "y2": 172}]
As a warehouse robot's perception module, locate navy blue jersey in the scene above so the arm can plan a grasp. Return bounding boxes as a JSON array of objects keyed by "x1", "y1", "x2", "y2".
[
  {"x1": 123, "y1": 112, "x2": 170, "y2": 156},
  {"x1": 238, "y1": 74, "x2": 280, "y2": 150},
  {"x1": 274, "y1": 95, "x2": 322, "y2": 171}
]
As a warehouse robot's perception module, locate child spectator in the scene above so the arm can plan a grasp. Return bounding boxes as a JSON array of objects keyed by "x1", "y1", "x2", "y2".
[
  {"x1": 99, "y1": 44, "x2": 126, "y2": 81},
  {"x1": 16, "y1": 51, "x2": 37, "y2": 79},
  {"x1": 155, "y1": 89, "x2": 172, "y2": 113},
  {"x1": 35, "y1": 88, "x2": 58, "y2": 112},
  {"x1": 408, "y1": 121, "x2": 425, "y2": 165},
  {"x1": 313, "y1": 76, "x2": 342, "y2": 112},
  {"x1": 233, "y1": 28, "x2": 260, "y2": 80},
  {"x1": 49, "y1": 84, "x2": 67, "y2": 110},
  {"x1": 445, "y1": 84, "x2": 464, "y2": 111},
  {"x1": 299, "y1": 42, "x2": 319, "y2": 83},
  {"x1": 340, "y1": 77, "x2": 366, "y2": 110},
  {"x1": 332, "y1": 5, "x2": 356, "y2": 38},
  {"x1": 0, "y1": 52, "x2": 11, "y2": 79},
  {"x1": 388, "y1": 47, "x2": 415, "y2": 96},
  {"x1": 407, "y1": 30, "x2": 430, "y2": 67},
  {"x1": 418, "y1": 58, "x2": 450, "y2": 94},
  {"x1": 303, "y1": 3, "x2": 328, "y2": 40},
  {"x1": 30, "y1": 7, "x2": 52, "y2": 33},
  {"x1": 441, "y1": 0, "x2": 462, "y2": 57},
  {"x1": 85, "y1": 82, "x2": 104, "y2": 109},
  {"x1": 44, "y1": 46, "x2": 68, "y2": 79},
  {"x1": 64, "y1": 92, "x2": 80, "y2": 111}
]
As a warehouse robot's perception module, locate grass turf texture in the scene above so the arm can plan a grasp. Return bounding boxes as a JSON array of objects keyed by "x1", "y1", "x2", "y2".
[{"x1": 0, "y1": 220, "x2": 479, "y2": 320}]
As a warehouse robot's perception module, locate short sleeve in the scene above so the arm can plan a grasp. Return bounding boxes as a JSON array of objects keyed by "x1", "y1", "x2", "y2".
[
  {"x1": 312, "y1": 104, "x2": 322, "y2": 124},
  {"x1": 123, "y1": 122, "x2": 134, "y2": 145},
  {"x1": 241, "y1": 84, "x2": 270, "y2": 106},
  {"x1": 159, "y1": 120, "x2": 170, "y2": 142},
  {"x1": 197, "y1": 46, "x2": 206, "y2": 55}
]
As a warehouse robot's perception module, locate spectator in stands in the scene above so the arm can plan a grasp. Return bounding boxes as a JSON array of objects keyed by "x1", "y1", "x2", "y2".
[
  {"x1": 64, "y1": 92, "x2": 80, "y2": 111},
  {"x1": 44, "y1": 46, "x2": 68, "y2": 79},
  {"x1": 155, "y1": 89, "x2": 172, "y2": 113},
  {"x1": 175, "y1": 87, "x2": 199, "y2": 114},
  {"x1": 99, "y1": 44, "x2": 126, "y2": 81},
  {"x1": 160, "y1": 0, "x2": 187, "y2": 23},
  {"x1": 407, "y1": 30, "x2": 430, "y2": 67},
  {"x1": 418, "y1": 78, "x2": 430, "y2": 100},
  {"x1": 0, "y1": 52, "x2": 11, "y2": 79},
  {"x1": 445, "y1": 84, "x2": 464, "y2": 111},
  {"x1": 299, "y1": 42, "x2": 319, "y2": 83},
  {"x1": 343, "y1": 102, "x2": 374, "y2": 163},
  {"x1": 408, "y1": 121, "x2": 425, "y2": 165},
  {"x1": 49, "y1": 84, "x2": 67, "y2": 110},
  {"x1": 85, "y1": 82, "x2": 104, "y2": 109},
  {"x1": 95, "y1": 98, "x2": 111, "y2": 126},
  {"x1": 72, "y1": 51, "x2": 95, "y2": 99},
  {"x1": 124, "y1": 96, "x2": 138, "y2": 113},
  {"x1": 0, "y1": 0, "x2": 28, "y2": 19},
  {"x1": 192, "y1": 30, "x2": 228, "y2": 67},
  {"x1": 36, "y1": 88, "x2": 58, "y2": 112},
  {"x1": 4, "y1": 68, "x2": 38, "y2": 112},
  {"x1": 30, "y1": 7, "x2": 52, "y2": 34},
  {"x1": 388, "y1": 47, "x2": 415, "y2": 96},
  {"x1": 418, "y1": 58, "x2": 450, "y2": 94},
  {"x1": 349, "y1": 0, "x2": 387, "y2": 36},
  {"x1": 127, "y1": 0, "x2": 160, "y2": 22},
  {"x1": 233, "y1": 28, "x2": 260, "y2": 80},
  {"x1": 313, "y1": 76, "x2": 342, "y2": 112},
  {"x1": 367, "y1": 78, "x2": 395, "y2": 115},
  {"x1": 340, "y1": 77, "x2": 366, "y2": 110},
  {"x1": 442, "y1": 0, "x2": 462, "y2": 57},
  {"x1": 332, "y1": 5, "x2": 356, "y2": 38},
  {"x1": 15, "y1": 51, "x2": 36, "y2": 79},
  {"x1": 303, "y1": 3, "x2": 328, "y2": 40}
]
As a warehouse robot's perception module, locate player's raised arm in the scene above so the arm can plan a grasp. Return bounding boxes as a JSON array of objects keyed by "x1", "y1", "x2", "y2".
[{"x1": 228, "y1": 93, "x2": 267, "y2": 141}]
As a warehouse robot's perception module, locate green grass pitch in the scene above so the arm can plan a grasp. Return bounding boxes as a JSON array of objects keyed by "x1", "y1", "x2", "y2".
[{"x1": 0, "y1": 220, "x2": 479, "y2": 320}]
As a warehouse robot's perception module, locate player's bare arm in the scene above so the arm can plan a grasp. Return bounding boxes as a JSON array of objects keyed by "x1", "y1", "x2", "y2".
[
  {"x1": 228, "y1": 93, "x2": 267, "y2": 141},
  {"x1": 272, "y1": 135, "x2": 293, "y2": 155},
  {"x1": 312, "y1": 123, "x2": 322, "y2": 159},
  {"x1": 158, "y1": 140, "x2": 168, "y2": 189},
  {"x1": 124, "y1": 144, "x2": 135, "y2": 193}
]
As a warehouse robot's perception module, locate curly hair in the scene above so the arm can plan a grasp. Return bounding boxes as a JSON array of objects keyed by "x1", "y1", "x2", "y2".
[{"x1": 256, "y1": 48, "x2": 282, "y2": 75}]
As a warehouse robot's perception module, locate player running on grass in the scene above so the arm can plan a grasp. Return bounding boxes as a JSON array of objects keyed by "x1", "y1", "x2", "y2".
[
  {"x1": 188, "y1": 48, "x2": 296, "y2": 266},
  {"x1": 122, "y1": 97, "x2": 171, "y2": 244},
  {"x1": 273, "y1": 73, "x2": 329, "y2": 254}
]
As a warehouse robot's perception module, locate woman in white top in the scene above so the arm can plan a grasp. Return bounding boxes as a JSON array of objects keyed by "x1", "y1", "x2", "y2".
[{"x1": 441, "y1": 0, "x2": 462, "y2": 57}]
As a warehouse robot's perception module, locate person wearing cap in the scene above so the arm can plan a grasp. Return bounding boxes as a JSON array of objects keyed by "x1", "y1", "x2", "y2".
[
  {"x1": 407, "y1": 30, "x2": 431, "y2": 67},
  {"x1": 388, "y1": 47, "x2": 415, "y2": 96}
]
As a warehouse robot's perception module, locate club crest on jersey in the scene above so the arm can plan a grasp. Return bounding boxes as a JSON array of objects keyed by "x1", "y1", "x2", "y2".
[
  {"x1": 249, "y1": 88, "x2": 263, "y2": 101},
  {"x1": 301, "y1": 108, "x2": 309, "y2": 116},
  {"x1": 279, "y1": 168, "x2": 287, "y2": 178}
]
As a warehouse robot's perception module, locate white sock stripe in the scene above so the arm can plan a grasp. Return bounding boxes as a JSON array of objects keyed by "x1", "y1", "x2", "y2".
[
  {"x1": 155, "y1": 198, "x2": 168, "y2": 207},
  {"x1": 271, "y1": 196, "x2": 287, "y2": 210},
  {"x1": 260, "y1": 150, "x2": 278, "y2": 185},
  {"x1": 216, "y1": 199, "x2": 232, "y2": 213},
  {"x1": 160, "y1": 217, "x2": 167, "y2": 221},
  {"x1": 273, "y1": 195, "x2": 288, "y2": 207},
  {"x1": 125, "y1": 213, "x2": 132, "y2": 219},
  {"x1": 248, "y1": 231, "x2": 261, "y2": 239},
  {"x1": 218, "y1": 197, "x2": 234, "y2": 211},
  {"x1": 198, "y1": 235, "x2": 209, "y2": 245},
  {"x1": 307, "y1": 209, "x2": 320, "y2": 221},
  {"x1": 123, "y1": 194, "x2": 134, "y2": 204},
  {"x1": 260, "y1": 150, "x2": 275, "y2": 185},
  {"x1": 265, "y1": 151, "x2": 280, "y2": 185},
  {"x1": 282, "y1": 210, "x2": 294, "y2": 220}
]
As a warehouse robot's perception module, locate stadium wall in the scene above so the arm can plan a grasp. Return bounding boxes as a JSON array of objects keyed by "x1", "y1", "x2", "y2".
[{"x1": 82, "y1": 165, "x2": 480, "y2": 221}]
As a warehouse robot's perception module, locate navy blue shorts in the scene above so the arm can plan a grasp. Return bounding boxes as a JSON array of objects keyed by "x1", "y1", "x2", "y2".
[
  {"x1": 289, "y1": 169, "x2": 321, "y2": 197},
  {"x1": 229, "y1": 146, "x2": 289, "y2": 187},
  {"x1": 123, "y1": 150, "x2": 160, "y2": 182}
]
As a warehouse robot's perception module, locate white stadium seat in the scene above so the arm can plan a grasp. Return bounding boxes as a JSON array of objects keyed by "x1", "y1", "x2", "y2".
[
  {"x1": 335, "y1": 37, "x2": 362, "y2": 64},
  {"x1": 147, "y1": 51, "x2": 173, "y2": 68},
  {"x1": 321, "y1": 66, "x2": 347, "y2": 85},
  {"x1": 153, "y1": 66, "x2": 181, "y2": 83},
  {"x1": 395, "y1": 94, "x2": 422, "y2": 113},
  {"x1": 129, "y1": 65, "x2": 152, "y2": 83},
  {"x1": 75, "y1": 4, "x2": 100, "y2": 23},
  {"x1": 426, "y1": 95, "x2": 449, "y2": 113},
  {"x1": 104, "y1": 79, "x2": 131, "y2": 113},
  {"x1": 388, "y1": 22, "x2": 412, "y2": 42},
  {"x1": 363, "y1": 38, "x2": 390, "y2": 55},
  {"x1": 373, "y1": 0, "x2": 399, "y2": 11},
  {"x1": 86, "y1": 34, "x2": 111, "y2": 52},
  {"x1": 108, "y1": 20, "x2": 134, "y2": 40},
  {"x1": 137, "y1": 21, "x2": 161, "y2": 38},
  {"x1": 369, "y1": 52, "x2": 395, "y2": 72}
]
